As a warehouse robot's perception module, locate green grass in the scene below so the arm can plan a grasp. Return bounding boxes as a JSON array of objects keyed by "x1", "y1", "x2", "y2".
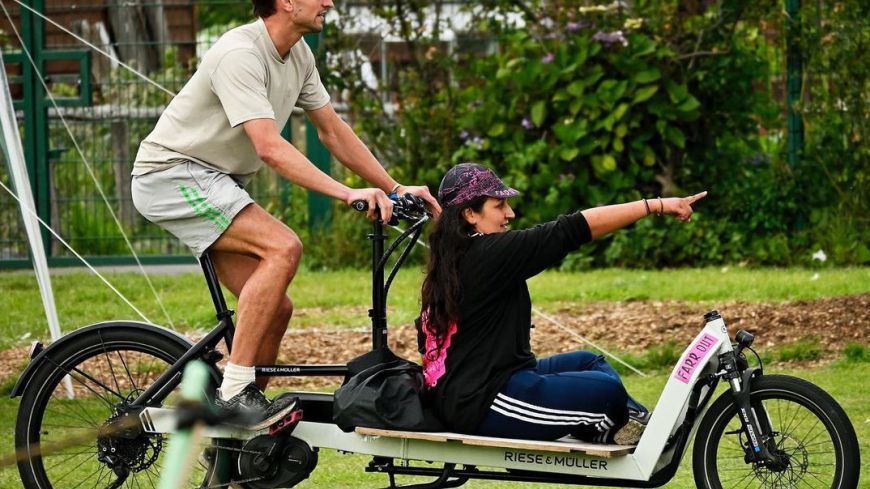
[
  {"x1": 526, "y1": 267, "x2": 870, "y2": 303},
  {"x1": 0, "y1": 266, "x2": 866, "y2": 485},
  {"x1": 303, "y1": 361, "x2": 870, "y2": 488},
  {"x1": 1, "y1": 361, "x2": 867, "y2": 488},
  {"x1": 1, "y1": 267, "x2": 867, "y2": 349},
  {"x1": 775, "y1": 336, "x2": 825, "y2": 362}
]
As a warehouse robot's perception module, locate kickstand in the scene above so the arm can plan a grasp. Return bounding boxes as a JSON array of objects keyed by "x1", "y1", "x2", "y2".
[{"x1": 383, "y1": 463, "x2": 468, "y2": 489}]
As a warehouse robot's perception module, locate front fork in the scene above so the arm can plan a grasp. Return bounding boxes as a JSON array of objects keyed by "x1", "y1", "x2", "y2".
[{"x1": 720, "y1": 350, "x2": 786, "y2": 469}]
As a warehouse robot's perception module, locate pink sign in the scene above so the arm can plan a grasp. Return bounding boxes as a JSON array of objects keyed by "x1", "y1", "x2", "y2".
[{"x1": 673, "y1": 333, "x2": 720, "y2": 384}]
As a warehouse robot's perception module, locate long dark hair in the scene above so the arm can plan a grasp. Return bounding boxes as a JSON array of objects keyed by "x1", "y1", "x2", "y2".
[{"x1": 420, "y1": 196, "x2": 487, "y2": 347}]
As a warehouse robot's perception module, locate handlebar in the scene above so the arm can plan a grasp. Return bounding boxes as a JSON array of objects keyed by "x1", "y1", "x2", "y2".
[{"x1": 351, "y1": 193, "x2": 430, "y2": 225}]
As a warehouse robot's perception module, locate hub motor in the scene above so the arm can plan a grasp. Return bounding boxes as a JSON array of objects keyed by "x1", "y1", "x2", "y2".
[{"x1": 96, "y1": 406, "x2": 161, "y2": 474}]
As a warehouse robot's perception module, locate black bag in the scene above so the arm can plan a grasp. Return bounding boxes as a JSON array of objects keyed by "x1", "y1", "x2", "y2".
[{"x1": 333, "y1": 348, "x2": 444, "y2": 433}]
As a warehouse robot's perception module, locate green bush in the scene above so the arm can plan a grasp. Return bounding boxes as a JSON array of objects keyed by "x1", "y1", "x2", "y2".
[
  {"x1": 452, "y1": 13, "x2": 700, "y2": 225},
  {"x1": 842, "y1": 342, "x2": 869, "y2": 363},
  {"x1": 315, "y1": 0, "x2": 867, "y2": 268},
  {"x1": 776, "y1": 337, "x2": 825, "y2": 362}
]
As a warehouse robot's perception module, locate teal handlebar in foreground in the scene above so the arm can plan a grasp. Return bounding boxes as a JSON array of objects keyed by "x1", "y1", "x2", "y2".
[{"x1": 157, "y1": 361, "x2": 210, "y2": 489}]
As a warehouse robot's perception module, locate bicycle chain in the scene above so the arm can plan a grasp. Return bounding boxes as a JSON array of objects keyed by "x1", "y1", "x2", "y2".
[
  {"x1": 203, "y1": 475, "x2": 265, "y2": 489},
  {"x1": 211, "y1": 443, "x2": 268, "y2": 456}
]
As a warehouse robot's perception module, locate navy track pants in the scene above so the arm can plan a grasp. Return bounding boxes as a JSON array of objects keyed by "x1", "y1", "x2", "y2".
[{"x1": 475, "y1": 350, "x2": 646, "y2": 442}]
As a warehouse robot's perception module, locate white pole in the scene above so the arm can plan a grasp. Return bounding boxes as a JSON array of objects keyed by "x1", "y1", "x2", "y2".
[{"x1": 0, "y1": 51, "x2": 72, "y2": 398}]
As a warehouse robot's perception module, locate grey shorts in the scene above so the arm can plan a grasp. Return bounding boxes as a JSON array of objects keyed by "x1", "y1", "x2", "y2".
[{"x1": 131, "y1": 161, "x2": 254, "y2": 256}]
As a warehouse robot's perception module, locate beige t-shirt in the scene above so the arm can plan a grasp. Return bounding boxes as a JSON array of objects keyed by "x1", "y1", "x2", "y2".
[{"x1": 133, "y1": 18, "x2": 330, "y2": 178}]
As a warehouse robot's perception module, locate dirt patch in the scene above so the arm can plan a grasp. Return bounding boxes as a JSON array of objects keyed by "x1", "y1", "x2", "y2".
[{"x1": 3, "y1": 294, "x2": 868, "y2": 391}]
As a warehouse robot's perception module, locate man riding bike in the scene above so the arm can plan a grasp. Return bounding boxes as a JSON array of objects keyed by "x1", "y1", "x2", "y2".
[{"x1": 132, "y1": 0, "x2": 439, "y2": 426}]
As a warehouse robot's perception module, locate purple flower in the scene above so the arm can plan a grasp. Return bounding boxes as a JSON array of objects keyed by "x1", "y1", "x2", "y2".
[
  {"x1": 592, "y1": 30, "x2": 628, "y2": 47},
  {"x1": 465, "y1": 136, "x2": 485, "y2": 149},
  {"x1": 567, "y1": 22, "x2": 582, "y2": 32},
  {"x1": 541, "y1": 52, "x2": 555, "y2": 64},
  {"x1": 521, "y1": 117, "x2": 534, "y2": 130},
  {"x1": 459, "y1": 130, "x2": 469, "y2": 141},
  {"x1": 748, "y1": 153, "x2": 767, "y2": 166}
]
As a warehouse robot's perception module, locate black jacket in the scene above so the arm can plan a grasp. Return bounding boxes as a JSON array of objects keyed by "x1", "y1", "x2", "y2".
[{"x1": 417, "y1": 212, "x2": 592, "y2": 433}]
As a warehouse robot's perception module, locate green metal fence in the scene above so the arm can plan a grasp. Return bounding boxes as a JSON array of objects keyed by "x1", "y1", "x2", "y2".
[{"x1": 0, "y1": 0, "x2": 330, "y2": 268}]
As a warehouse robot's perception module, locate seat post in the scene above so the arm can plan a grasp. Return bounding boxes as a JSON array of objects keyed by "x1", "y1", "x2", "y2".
[{"x1": 200, "y1": 251, "x2": 231, "y2": 320}]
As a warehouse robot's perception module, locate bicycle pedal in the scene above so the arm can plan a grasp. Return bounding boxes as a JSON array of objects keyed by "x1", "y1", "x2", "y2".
[{"x1": 269, "y1": 408, "x2": 303, "y2": 436}]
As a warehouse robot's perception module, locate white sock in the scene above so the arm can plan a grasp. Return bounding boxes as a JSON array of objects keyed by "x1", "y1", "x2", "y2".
[{"x1": 218, "y1": 363, "x2": 255, "y2": 400}]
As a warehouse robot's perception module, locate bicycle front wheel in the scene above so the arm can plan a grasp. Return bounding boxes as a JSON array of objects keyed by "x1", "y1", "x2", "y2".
[
  {"x1": 15, "y1": 325, "x2": 221, "y2": 489},
  {"x1": 692, "y1": 374, "x2": 859, "y2": 489}
]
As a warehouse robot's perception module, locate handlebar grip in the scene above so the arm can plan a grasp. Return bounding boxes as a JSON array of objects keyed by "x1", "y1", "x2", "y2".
[{"x1": 351, "y1": 200, "x2": 369, "y2": 212}]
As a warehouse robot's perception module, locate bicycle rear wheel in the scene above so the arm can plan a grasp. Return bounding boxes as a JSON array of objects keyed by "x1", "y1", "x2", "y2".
[
  {"x1": 15, "y1": 325, "x2": 221, "y2": 489},
  {"x1": 692, "y1": 374, "x2": 859, "y2": 489}
]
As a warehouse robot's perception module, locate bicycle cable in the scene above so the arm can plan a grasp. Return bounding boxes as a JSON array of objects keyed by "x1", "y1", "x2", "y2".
[{"x1": 0, "y1": 179, "x2": 152, "y2": 323}]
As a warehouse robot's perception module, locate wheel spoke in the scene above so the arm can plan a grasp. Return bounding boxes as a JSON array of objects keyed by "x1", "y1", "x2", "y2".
[
  {"x1": 44, "y1": 403, "x2": 101, "y2": 430},
  {"x1": 116, "y1": 349, "x2": 139, "y2": 393},
  {"x1": 44, "y1": 448, "x2": 95, "y2": 473},
  {"x1": 18, "y1": 335, "x2": 209, "y2": 489},
  {"x1": 70, "y1": 464, "x2": 105, "y2": 489},
  {"x1": 96, "y1": 465, "x2": 110, "y2": 488},
  {"x1": 98, "y1": 331, "x2": 126, "y2": 398},
  {"x1": 44, "y1": 355, "x2": 124, "y2": 405},
  {"x1": 705, "y1": 378, "x2": 855, "y2": 489},
  {"x1": 141, "y1": 463, "x2": 158, "y2": 488}
]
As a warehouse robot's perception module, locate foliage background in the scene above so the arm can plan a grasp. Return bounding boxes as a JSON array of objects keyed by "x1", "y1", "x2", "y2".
[
  {"x1": 316, "y1": 0, "x2": 868, "y2": 269},
  {"x1": 3, "y1": 0, "x2": 865, "y2": 269}
]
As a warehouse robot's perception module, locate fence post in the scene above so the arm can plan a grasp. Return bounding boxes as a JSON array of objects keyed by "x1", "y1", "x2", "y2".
[
  {"x1": 303, "y1": 32, "x2": 332, "y2": 231},
  {"x1": 280, "y1": 121, "x2": 293, "y2": 210},
  {"x1": 112, "y1": 120, "x2": 135, "y2": 227},
  {"x1": 785, "y1": 0, "x2": 803, "y2": 167},
  {"x1": 19, "y1": 0, "x2": 53, "y2": 259}
]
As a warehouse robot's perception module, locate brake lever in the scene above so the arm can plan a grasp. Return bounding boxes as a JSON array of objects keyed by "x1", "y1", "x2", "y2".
[{"x1": 394, "y1": 194, "x2": 429, "y2": 220}]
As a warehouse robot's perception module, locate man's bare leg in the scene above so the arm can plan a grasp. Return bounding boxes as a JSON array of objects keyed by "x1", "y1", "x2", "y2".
[
  {"x1": 211, "y1": 249, "x2": 293, "y2": 390},
  {"x1": 208, "y1": 204, "x2": 302, "y2": 397}
]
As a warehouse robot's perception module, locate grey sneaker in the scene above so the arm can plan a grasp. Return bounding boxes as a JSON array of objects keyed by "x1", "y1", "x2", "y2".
[
  {"x1": 215, "y1": 383, "x2": 297, "y2": 430},
  {"x1": 613, "y1": 418, "x2": 646, "y2": 445}
]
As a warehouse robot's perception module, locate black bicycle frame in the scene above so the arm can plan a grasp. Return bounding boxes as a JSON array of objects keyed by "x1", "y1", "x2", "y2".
[{"x1": 131, "y1": 212, "x2": 424, "y2": 408}]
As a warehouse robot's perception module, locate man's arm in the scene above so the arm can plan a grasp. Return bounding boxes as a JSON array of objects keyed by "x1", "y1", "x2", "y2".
[
  {"x1": 306, "y1": 104, "x2": 441, "y2": 215},
  {"x1": 242, "y1": 118, "x2": 393, "y2": 220},
  {"x1": 305, "y1": 104, "x2": 394, "y2": 191}
]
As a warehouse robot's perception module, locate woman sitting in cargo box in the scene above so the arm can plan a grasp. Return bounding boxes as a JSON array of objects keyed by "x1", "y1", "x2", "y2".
[{"x1": 417, "y1": 163, "x2": 705, "y2": 444}]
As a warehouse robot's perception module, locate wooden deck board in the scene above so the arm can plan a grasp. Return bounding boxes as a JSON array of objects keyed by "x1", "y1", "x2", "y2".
[{"x1": 354, "y1": 427, "x2": 634, "y2": 458}]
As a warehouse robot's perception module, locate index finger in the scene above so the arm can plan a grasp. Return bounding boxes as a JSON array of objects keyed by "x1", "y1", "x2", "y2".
[
  {"x1": 378, "y1": 194, "x2": 393, "y2": 222},
  {"x1": 686, "y1": 191, "x2": 708, "y2": 204},
  {"x1": 421, "y1": 192, "x2": 442, "y2": 216}
]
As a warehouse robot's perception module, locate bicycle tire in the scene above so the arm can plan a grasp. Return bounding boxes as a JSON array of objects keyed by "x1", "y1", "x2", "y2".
[
  {"x1": 692, "y1": 374, "x2": 859, "y2": 489},
  {"x1": 15, "y1": 324, "x2": 221, "y2": 489}
]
